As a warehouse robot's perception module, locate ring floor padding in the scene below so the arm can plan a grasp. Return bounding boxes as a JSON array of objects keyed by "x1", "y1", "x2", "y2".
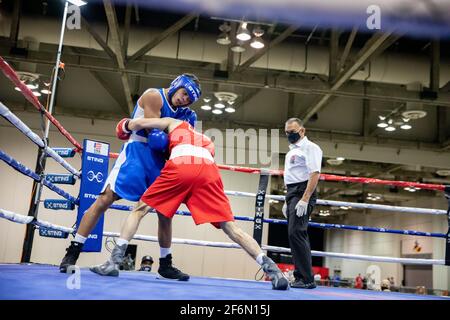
[{"x1": 0, "y1": 264, "x2": 448, "y2": 300}]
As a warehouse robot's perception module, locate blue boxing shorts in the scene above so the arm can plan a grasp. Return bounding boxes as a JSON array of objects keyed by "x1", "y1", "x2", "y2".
[{"x1": 100, "y1": 141, "x2": 165, "y2": 201}]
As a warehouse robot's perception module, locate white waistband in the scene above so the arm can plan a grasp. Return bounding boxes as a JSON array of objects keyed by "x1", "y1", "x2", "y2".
[
  {"x1": 169, "y1": 144, "x2": 214, "y2": 162},
  {"x1": 129, "y1": 133, "x2": 147, "y2": 143}
]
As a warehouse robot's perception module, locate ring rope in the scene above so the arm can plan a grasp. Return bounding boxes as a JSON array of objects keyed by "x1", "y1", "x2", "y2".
[
  {"x1": 0, "y1": 149, "x2": 78, "y2": 204},
  {"x1": 0, "y1": 208, "x2": 444, "y2": 266},
  {"x1": 0, "y1": 102, "x2": 80, "y2": 177},
  {"x1": 217, "y1": 164, "x2": 446, "y2": 192},
  {"x1": 0, "y1": 147, "x2": 443, "y2": 238},
  {"x1": 224, "y1": 190, "x2": 447, "y2": 215}
]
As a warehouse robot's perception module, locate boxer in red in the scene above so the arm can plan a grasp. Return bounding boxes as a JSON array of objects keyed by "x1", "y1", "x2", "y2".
[{"x1": 90, "y1": 117, "x2": 289, "y2": 290}]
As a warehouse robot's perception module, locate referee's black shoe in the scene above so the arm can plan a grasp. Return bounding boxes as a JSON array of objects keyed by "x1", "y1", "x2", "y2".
[{"x1": 291, "y1": 279, "x2": 317, "y2": 289}]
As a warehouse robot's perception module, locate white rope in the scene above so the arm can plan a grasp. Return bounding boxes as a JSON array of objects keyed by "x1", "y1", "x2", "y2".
[
  {"x1": 0, "y1": 208, "x2": 34, "y2": 224},
  {"x1": 224, "y1": 190, "x2": 447, "y2": 215},
  {"x1": 0, "y1": 102, "x2": 81, "y2": 177},
  {"x1": 1, "y1": 208, "x2": 445, "y2": 266}
]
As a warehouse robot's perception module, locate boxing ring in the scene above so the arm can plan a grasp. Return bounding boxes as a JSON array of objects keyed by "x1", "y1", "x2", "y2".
[{"x1": 1, "y1": 56, "x2": 450, "y2": 300}]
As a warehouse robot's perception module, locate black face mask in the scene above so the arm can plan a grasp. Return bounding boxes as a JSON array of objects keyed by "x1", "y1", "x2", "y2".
[
  {"x1": 139, "y1": 265, "x2": 152, "y2": 272},
  {"x1": 287, "y1": 131, "x2": 301, "y2": 144}
]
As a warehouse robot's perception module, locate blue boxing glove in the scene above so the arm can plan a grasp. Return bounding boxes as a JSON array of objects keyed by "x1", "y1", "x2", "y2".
[
  {"x1": 174, "y1": 107, "x2": 197, "y2": 127},
  {"x1": 148, "y1": 128, "x2": 169, "y2": 152}
]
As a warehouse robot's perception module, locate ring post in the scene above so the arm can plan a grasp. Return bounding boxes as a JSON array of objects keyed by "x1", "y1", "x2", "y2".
[
  {"x1": 253, "y1": 168, "x2": 270, "y2": 245},
  {"x1": 20, "y1": 144, "x2": 47, "y2": 262},
  {"x1": 445, "y1": 185, "x2": 450, "y2": 266},
  {"x1": 77, "y1": 140, "x2": 109, "y2": 252},
  {"x1": 20, "y1": 0, "x2": 70, "y2": 263}
]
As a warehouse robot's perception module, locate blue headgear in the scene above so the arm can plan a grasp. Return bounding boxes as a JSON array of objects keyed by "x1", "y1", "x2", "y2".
[{"x1": 167, "y1": 74, "x2": 201, "y2": 107}]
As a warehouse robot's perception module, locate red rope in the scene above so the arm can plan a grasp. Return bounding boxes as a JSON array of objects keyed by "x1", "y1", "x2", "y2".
[{"x1": 215, "y1": 164, "x2": 446, "y2": 192}]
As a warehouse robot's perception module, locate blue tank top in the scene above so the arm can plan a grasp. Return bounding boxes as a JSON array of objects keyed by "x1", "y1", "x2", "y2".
[{"x1": 129, "y1": 88, "x2": 176, "y2": 141}]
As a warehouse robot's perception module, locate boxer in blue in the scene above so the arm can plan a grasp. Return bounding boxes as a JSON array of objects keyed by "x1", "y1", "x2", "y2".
[{"x1": 59, "y1": 74, "x2": 200, "y2": 281}]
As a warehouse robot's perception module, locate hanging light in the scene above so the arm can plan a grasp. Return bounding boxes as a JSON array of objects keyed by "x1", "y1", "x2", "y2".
[
  {"x1": 250, "y1": 37, "x2": 264, "y2": 49},
  {"x1": 41, "y1": 89, "x2": 52, "y2": 95},
  {"x1": 217, "y1": 22, "x2": 231, "y2": 45},
  {"x1": 336, "y1": 157, "x2": 345, "y2": 161},
  {"x1": 236, "y1": 22, "x2": 251, "y2": 41},
  {"x1": 225, "y1": 107, "x2": 235, "y2": 113},
  {"x1": 26, "y1": 83, "x2": 38, "y2": 90},
  {"x1": 217, "y1": 32, "x2": 231, "y2": 45},
  {"x1": 14, "y1": 87, "x2": 21, "y2": 92},
  {"x1": 252, "y1": 25, "x2": 264, "y2": 37},
  {"x1": 32, "y1": 91, "x2": 42, "y2": 97},
  {"x1": 385, "y1": 126, "x2": 396, "y2": 132},
  {"x1": 377, "y1": 122, "x2": 388, "y2": 128},
  {"x1": 400, "y1": 124, "x2": 412, "y2": 130},
  {"x1": 214, "y1": 102, "x2": 226, "y2": 109},
  {"x1": 201, "y1": 105, "x2": 211, "y2": 111},
  {"x1": 67, "y1": 0, "x2": 87, "y2": 6},
  {"x1": 212, "y1": 109, "x2": 223, "y2": 115},
  {"x1": 231, "y1": 41, "x2": 246, "y2": 53}
]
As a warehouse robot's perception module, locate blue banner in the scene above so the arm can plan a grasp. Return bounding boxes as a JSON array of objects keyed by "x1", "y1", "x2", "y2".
[
  {"x1": 50, "y1": 148, "x2": 76, "y2": 158},
  {"x1": 77, "y1": 140, "x2": 109, "y2": 252},
  {"x1": 44, "y1": 199, "x2": 75, "y2": 210},
  {"x1": 45, "y1": 174, "x2": 76, "y2": 185},
  {"x1": 39, "y1": 227, "x2": 69, "y2": 239}
]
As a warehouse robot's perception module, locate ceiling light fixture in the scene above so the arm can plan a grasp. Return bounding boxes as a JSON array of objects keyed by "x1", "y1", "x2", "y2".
[
  {"x1": 225, "y1": 107, "x2": 235, "y2": 113},
  {"x1": 250, "y1": 37, "x2": 264, "y2": 49},
  {"x1": 385, "y1": 126, "x2": 396, "y2": 132},
  {"x1": 400, "y1": 124, "x2": 412, "y2": 130},
  {"x1": 217, "y1": 32, "x2": 231, "y2": 45},
  {"x1": 214, "y1": 102, "x2": 225, "y2": 109},
  {"x1": 212, "y1": 109, "x2": 223, "y2": 115},
  {"x1": 236, "y1": 22, "x2": 251, "y2": 41},
  {"x1": 231, "y1": 41, "x2": 246, "y2": 53},
  {"x1": 201, "y1": 105, "x2": 212, "y2": 111}
]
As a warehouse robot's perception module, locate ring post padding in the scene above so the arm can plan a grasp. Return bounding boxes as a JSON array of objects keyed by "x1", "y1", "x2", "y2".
[
  {"x1": 77, "y1": 140, "x2": 110, "y2": 252},
  {"x1": 445, "y1": 185, "x2": 450, "y2": 266},
  {"x1": 253, "y1": 168, "x2": 270, "y2": 245}
]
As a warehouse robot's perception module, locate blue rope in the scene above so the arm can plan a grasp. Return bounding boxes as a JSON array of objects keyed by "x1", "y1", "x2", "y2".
[
  {"x1": 106, "y1": 203, "x2": 446, "y2": 239},
  {"x1": 0, "y1": 149, "x2": 78, "y2": 205}
]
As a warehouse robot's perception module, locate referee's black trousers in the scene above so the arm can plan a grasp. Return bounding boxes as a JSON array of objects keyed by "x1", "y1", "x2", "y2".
[{"x1": 286, "y1": 181, "x2": 317, "y2": 284}]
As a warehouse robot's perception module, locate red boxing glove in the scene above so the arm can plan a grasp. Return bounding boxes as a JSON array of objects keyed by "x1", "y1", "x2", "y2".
[{"x1": 116, "y1": 118, "x2": 131, "y2": 140}]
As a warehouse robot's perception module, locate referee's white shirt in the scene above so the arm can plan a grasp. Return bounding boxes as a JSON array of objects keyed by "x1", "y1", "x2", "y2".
[{"x1": 284, "y1": 136, "x2": 323, "y2": 185}]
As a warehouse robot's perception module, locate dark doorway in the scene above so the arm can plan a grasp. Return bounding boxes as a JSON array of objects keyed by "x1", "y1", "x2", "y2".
[{"x1": 267, "y1": 223, "x2": 324, "y2": 267}]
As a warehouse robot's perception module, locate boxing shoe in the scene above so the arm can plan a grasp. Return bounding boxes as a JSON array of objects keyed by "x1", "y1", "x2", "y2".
[
  {"x1": 89, "y1": 243, "x2": 127, "y2": 277},
  {"x1": 261, "y1": 256, "x2": 289, "y2": 290},
  {"x1": 59, "y1": 241, "x2": 83, "y2": 273},
  {"x1": 157, "y1": 254, "x2": 190, "y2": 281}
]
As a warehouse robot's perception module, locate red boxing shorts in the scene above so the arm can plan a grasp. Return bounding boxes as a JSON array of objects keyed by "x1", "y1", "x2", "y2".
[{"x1": 140, "y1": 158, "x2": 234, "y2": 228}]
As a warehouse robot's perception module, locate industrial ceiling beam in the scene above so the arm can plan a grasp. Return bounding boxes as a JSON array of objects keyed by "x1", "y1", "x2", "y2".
[
  {"x1": 235, "y1": 25, "x2": 297, "y2": 73},
  {"x1": 338, "y1": 26, "x2": 358, "y2": 72},
  {"x1": 127, "y1": 13, "x2": 196, "y2": 64},
  {"x1": 9, "y1": 0, "x2": 22, "y2": 44},
  {"x1": 3, "y1": 39, "x2": 450, "y2": 108},
  {"x1": 301, "y1": 31, "x2": 397, "y2": 123},
  {"x1": 80, "y1": 15, "x2": 117, "y2": 61},
  {"x1": 122, "y1": 1, "x2": 133, "y2": 58},
  {"x1": 103, "y1": 0, "x2": 134, "y2": 114}
]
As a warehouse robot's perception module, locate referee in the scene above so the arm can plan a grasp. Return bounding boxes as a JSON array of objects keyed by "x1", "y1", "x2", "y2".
[{"x1": 282, "y1": 118, "x2": 322, "y2": 289}]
